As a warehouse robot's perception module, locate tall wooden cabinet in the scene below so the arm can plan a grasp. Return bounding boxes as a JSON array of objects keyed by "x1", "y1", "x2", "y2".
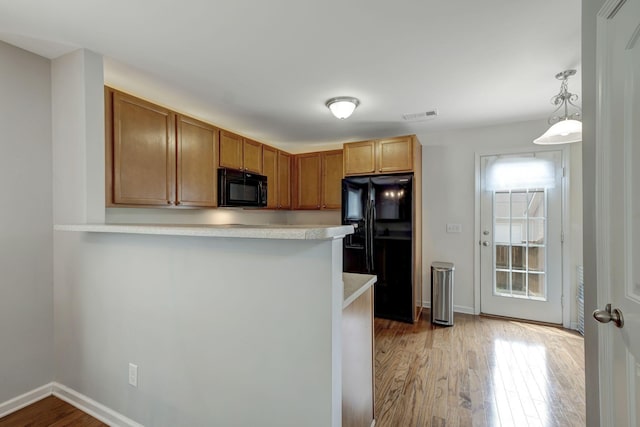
[{"x1": 294, "y1": 150, "x2": 343, "y2": 210}]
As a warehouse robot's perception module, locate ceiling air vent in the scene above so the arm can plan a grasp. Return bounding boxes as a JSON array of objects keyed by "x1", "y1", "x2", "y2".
[{"x1": 402, "y1": 109, "x2": 438, "y2": 122}]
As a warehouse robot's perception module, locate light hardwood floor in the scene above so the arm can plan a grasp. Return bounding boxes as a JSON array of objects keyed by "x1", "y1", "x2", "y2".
[
  {"x1": 0, "y1": 396, "x2": 106, "y2": 427},
  {"x1": 0, "y1": 313, "x2": 584, "y2": 427},
  {"x1": 374, "y1": 312, "x2": 585, "y2": 427}
]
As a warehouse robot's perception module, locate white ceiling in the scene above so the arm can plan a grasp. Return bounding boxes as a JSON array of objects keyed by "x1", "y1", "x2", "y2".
[{"x1": 0, "y1": 0, "x2": 581, "y2": 150}]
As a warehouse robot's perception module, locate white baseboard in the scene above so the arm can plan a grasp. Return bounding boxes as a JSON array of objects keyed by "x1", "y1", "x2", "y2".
[
  {"x1": 570, "y1": 321, "x2": 579, "y2": 331},
  {"x1": 0, "y1": 382, "x2": 142, "y2": 427},
  {"x1": 0, "y1": 383, "x2": 53, "y2": 419},
  {"x1": 52, "y1": 382, "x2": 143, "y2": 427},
  {"x1": 422, "y1": 302, "x2": 475, "y2": 315}
]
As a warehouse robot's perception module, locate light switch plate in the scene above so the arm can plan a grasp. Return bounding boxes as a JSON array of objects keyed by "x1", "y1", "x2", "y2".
[{"x1": 446, "y1": 223, "x2": 462, "y2": 233}]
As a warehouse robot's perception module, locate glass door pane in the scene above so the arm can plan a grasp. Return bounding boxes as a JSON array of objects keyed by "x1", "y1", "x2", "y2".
[{"x1": 493, "y1": 189, "x2": 548, "y2": 300}]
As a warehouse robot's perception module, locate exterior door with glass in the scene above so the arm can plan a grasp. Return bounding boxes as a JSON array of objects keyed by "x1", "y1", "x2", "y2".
[{"x1": 480, "y1": 151, "x2": 563, "y2": 323}]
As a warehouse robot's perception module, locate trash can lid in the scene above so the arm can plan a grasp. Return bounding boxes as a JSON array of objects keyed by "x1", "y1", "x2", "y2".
[{"x1": 432, "y1": 261, "x2": 454, "y2": 270}]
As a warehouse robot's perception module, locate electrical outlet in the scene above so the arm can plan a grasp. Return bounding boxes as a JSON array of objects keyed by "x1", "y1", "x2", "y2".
[
  {"x1": 128, "y1": 363, "x2": 138, "y2": 387},
  {"x1": 446, "y1": 223, "x2": 462, "y2": 233}
]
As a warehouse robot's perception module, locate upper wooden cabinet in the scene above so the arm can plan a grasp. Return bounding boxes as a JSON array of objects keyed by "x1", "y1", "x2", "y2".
[
  {"x1": 106, "y1": 87, "x2": 219, "y2": 208},
  {"x1": 262, "y1": 145, "x2": 278, "y2": 209},
  {"x1": 295, "y1": 153, "x2": 322, "y2": 209},
  {"x1": 344, "y1": 135, "x2": 417, "y2": 176},
  {"x1": 109, "y1": 89, "x2": 176, "y2": 206},
  {"x1": 262, "y1": 146, "x2": 292, "y2": 209},
  {"x1": 176, "y1": 115, "x2": 218, "y2": 207},
  {"x1": 218, "y1": 130, "x2": 243, "y2": 170},
  {"x1": 294, "y1": 150, "x2": 343, "y2": 210},
  {"x1": 344, "y1": 141, "x2": 376, "y2": 175},
  {"x1": 322, "y1": 150, "x2": 344, "y2": 209},
  {"x1": 243, "y1": 138, "x2": 263, "y2": 174},
  {"x1": 277, "y1": 151, "x2": 292, "y2": 209},
  {"x1": 218, "y1": 131, "x2": 263, "y2": 174}
]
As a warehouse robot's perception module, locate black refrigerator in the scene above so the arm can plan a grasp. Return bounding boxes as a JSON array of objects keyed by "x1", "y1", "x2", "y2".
[{"x1": 342, "y1": 174, "x2": 414, "y2": 323}]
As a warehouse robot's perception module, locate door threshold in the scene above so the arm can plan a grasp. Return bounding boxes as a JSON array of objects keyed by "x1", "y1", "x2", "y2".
[{"x1": 479, "y1": 313, "x2": 565, "y2": 329}]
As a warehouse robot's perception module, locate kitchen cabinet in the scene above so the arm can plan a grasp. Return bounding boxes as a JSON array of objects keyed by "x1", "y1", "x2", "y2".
[
  {"x1": 277, "y1": 151, "x2": 292, "y2": 209},
  {"x1": 342, "y1": 285, "x2": 374, "y2": 427},
  {"x1": 294, "y1": 150, "x2": 343, "y2": 210},
  {"x1": 263, "y1": 146, "x2": 292, "y2": 210},
  {"x1": 108, "y1": 88, "x2": 176, "y2": 206},
  {"x1": 218, "y1": 130, "x2": 263, "y2": 174},
  {"x1": 321, "y1": 150, "x2": 343, "y2": 209},
  {"x1": 176, "y1": 115, "x2": 218, "y2": 207},
  {"x1": 106, "y1": 87, "x2": 218, "y2": 208},
  {"x1": 344, "y1": 135, "x2": 416, "y2": 176}
]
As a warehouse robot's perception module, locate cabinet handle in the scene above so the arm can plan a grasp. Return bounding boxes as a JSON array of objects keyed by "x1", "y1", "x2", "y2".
[
  {"x1": 167, "y1": 201, "x2": 172, "y2": 205},
  {"x1": 175, "y1": 201, "x2": 180, "y2": 206}
]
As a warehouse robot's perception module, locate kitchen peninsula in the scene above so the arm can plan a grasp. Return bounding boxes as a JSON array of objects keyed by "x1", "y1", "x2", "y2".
[{"x1": 54, "y1": 223, "x2": 374, "y2": 427}]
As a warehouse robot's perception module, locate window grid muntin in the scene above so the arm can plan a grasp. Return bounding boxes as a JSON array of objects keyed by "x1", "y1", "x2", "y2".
[{"x1": 493, "y1": 188, "x2": 548, "y2": 301}]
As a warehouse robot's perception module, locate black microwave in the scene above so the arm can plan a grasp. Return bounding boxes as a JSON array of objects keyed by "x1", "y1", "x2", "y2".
[{"x1": 218, "y1": 168, "x2": 267, "y2": 207}]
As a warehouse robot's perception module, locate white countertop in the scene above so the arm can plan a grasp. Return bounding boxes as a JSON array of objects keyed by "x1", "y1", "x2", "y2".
[
  {"x1": 343, "y1": 273, "x2": 377, "y2": 308},
  {"x1": 54, "y1": 223, "x2": 354, "y2": 240}
]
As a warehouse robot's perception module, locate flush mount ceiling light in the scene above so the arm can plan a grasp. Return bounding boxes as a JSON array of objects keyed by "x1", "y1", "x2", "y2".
[
  {"x1": 325, "y1": 97, "x2": 360, "y2": 119},
  {"x1": 533, "y1": 69, "x2": 582, "y2": 145}
]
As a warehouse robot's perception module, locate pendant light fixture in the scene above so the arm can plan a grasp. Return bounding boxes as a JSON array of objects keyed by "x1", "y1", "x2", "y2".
[
  {"x1": 533, "y1": 70, "x2": 582, "y2": 145},
  {"x1": 326, "y1": 97, "x2": 360, "y2": 119}
]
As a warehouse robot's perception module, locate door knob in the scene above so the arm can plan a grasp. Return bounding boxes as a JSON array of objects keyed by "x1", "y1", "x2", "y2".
[
  {"x1": 593, "y1": 303, "x2": 624, "y2": 328},
  {"x1": 482, "y1": 241, "x2": 491, "y2": 247}
]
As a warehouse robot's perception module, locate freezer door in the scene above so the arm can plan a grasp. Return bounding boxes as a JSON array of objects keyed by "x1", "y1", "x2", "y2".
[{"x1": 342, "y1": 178, "x2": 372, "y2": 273}]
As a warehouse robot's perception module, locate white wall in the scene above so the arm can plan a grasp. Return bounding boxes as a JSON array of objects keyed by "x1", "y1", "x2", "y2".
[
  {"x1": 417, "y1": 119, "x2": 584, "y2": 323},
  {"x1": 0, "y1": 41, "x2": 53, "y2": 403},
  {"x1": 52, "y1": 49, "x2": 105, "y2": 224},
  {"x1": 54, "y1": 231, "x2": 342, "y2": 427}
]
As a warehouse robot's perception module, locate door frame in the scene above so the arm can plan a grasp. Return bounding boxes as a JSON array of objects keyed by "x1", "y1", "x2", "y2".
[{"x1": 473, "y1": 145, "x2": 573, "y2": 328}]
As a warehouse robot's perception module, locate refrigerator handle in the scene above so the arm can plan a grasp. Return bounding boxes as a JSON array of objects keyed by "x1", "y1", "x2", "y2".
[
  {"x1": 368, "y1": 202, "x2": 375, "y2": 272},
  {"x1": 364, "y1": 202, "x2": 370, "y2": 272}
]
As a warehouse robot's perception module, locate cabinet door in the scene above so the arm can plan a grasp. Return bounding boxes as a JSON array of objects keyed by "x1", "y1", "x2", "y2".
[
  {"x1": 377, "y1": 136, "x2": 413, "y2": 173},
  {"x1": 176, "y1": 115, "x2": 218, "y2": 207},
  {"x1": 243, "y1": 138, "x2": 263, "y2": 174},
  {"x1": 322, "y1": 150, "x2": 343, "y2": 209},
  {"x1": 113, "y1": 92, "x2": 175, "y2": 205},
  {"x1": 219, "y1": 130, "x2": 243, "y2": 170},
  {"x1": 262, "y1": 145, "x2": 278, "y2": 209},
  {"x1": 295, "y1": 153, "x2": 322, "y2": 209},
  {"x1": 277, "y1": 151, "x2": 292, "y2": 209},
  {"x1": 344, "y1": 140, "x2": 376, "y2": 176}
]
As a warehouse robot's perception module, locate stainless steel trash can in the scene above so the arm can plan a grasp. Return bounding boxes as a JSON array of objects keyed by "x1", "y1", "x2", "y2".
[{"x1": 431, "y1": 262, "x2": 455, "y2": 326}]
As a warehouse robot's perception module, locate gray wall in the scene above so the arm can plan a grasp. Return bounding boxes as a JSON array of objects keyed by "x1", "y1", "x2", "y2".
[{"x1": 0, "y1": 41, "x2": 53, "y2": 402}]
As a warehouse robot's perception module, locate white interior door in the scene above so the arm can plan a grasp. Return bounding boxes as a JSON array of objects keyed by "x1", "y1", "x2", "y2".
[
  {"x1": 480, "y1": 151, "x2": 563, "y2": 323},
  {"x1": 595, "y1": 0, "x2": 640, "y2": 425}
]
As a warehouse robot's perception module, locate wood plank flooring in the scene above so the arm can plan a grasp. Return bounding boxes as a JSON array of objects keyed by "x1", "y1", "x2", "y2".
[
  {"x1": 0, "y1": 313, "x2": 585, "y2": 427},
  {"x1": 0, "y1": 396, "x2": 106, "y2": 427},
  {"x1": 374, "y1": 312, "x2": 585, "y2": 427}
]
